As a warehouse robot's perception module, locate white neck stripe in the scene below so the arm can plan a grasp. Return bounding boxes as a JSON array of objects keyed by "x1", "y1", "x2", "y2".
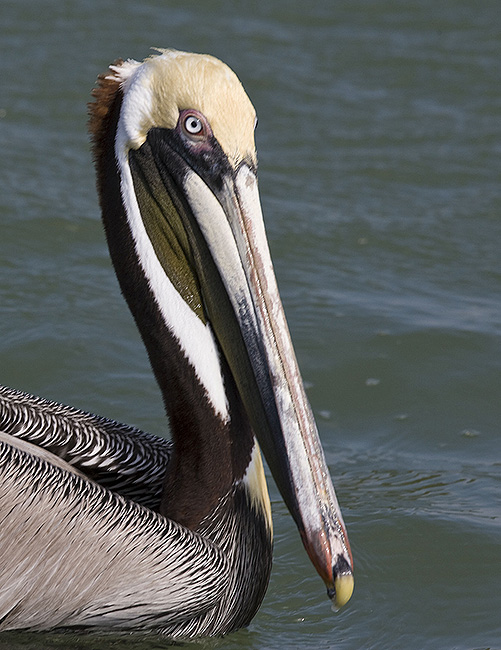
[{"x1": 115, "y1": 126, "x2": 229, "y2": 422}]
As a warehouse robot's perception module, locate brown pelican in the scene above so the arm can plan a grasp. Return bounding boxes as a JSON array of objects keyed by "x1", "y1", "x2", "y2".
[{"x1": 0, "y1": 49, "x2": 353, "y2": 637}]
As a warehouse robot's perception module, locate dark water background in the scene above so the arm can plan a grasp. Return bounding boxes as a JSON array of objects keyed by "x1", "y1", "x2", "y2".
[{"x1": 1, "y1": 1, "x2": 500, "y2": 648}]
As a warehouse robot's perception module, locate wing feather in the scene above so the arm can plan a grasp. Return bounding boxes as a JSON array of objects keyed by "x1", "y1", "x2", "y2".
[
  {"x1": 0, "y1": 385, "x2": 171, "y2": 510},
  {"x1": 0, "y1": 438, "x2": 228, "y2": 631}
]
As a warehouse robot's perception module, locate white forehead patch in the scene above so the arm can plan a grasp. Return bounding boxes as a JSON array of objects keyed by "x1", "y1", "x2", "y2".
[{"x1": 113, "y1": 49, "x2": 257, "y2": 167}]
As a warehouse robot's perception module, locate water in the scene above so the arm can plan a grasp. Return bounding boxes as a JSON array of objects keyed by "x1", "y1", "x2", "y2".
[{"x1": 1, "y1": 0, "x2": 500, "y2": 648}]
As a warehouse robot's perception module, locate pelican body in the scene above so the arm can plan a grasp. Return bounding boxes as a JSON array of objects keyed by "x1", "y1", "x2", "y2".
[{"x1": 0, "y1": 50, "x2": 353, "y2": 636}]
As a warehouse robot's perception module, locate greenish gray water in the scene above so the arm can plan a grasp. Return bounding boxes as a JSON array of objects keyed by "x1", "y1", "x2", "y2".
[{"x1": 1, "y1": 1, "x2": 500, "y2": 649}]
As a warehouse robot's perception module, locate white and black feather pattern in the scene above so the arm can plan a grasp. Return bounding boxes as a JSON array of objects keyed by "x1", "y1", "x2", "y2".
[
  {"x1": 0, "y1": 385, "x2": 171, "y2": 510},
  {"x1": 156, "y1": 483, "x2": 272, "y2": 638},
  {"x1": 0, "y1": 437, "x2": 230, "y2": 632}
]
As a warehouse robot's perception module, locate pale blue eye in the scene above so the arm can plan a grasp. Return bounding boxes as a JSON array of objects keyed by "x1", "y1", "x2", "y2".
[{"x1": 184, "y1": 115, "x2": 203, "y2": 135}]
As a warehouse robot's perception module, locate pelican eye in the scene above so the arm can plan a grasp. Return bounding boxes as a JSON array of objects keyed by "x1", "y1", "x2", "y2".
[
  {"x1": 184, "y1": 115, "x2": 203, "y2": 135},
  {"x1": 178, "y1": 109, "x2": 211, "y2": 143}
]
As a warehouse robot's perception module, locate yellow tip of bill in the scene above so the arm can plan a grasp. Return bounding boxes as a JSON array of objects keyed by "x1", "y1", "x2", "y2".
[{"x1": 330, "y1": 574, "x2": 354, "y2": 611}]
